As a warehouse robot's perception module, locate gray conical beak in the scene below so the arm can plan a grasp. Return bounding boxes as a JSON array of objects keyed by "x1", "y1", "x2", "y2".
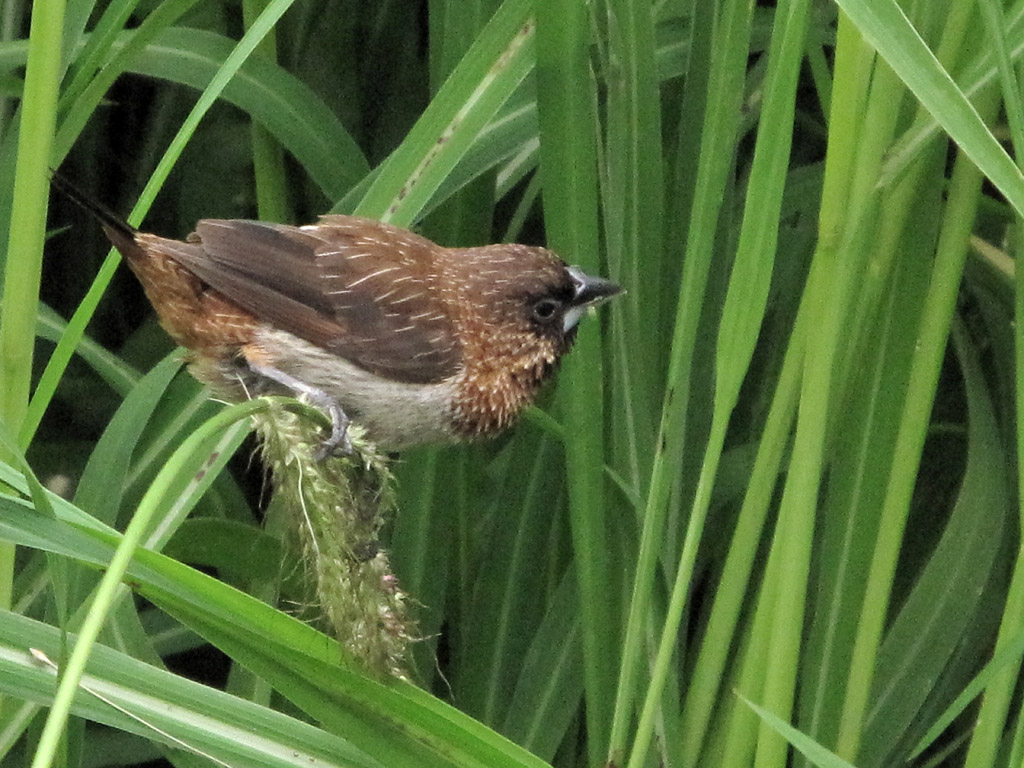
[{"x1": 564, "y1": 266, "x2": 623, "y2": 331}]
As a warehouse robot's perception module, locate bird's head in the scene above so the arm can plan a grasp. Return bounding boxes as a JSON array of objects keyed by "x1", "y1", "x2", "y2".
[{"x1": 441, "y1": 243, "x2": 622, "y2": 436}]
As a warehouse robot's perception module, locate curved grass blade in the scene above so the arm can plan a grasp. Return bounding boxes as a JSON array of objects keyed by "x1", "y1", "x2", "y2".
[
  {"x1": 835, "y1": 0, "x2": 1024, "y2": 216},
  {"x1": 861, "y1": 322, "x2": 1006, "y2": 765},
  {"x1": 352, "y1": 0, "x2": 533, "y2": 226},
  {"x1": 0, "y1": 611, "x2": 381, "y2": 768},
  {"x1": 0, "y1": 478, "x2": 553, "y2": 768},
  {"x1": 26, "y1": 0, "x2": 300, "y2": 452},
  {"x1": 28, "y1": 397, "x2": 266, "y2": 768},
  {"x1": 35, "y1": 303, "x2": 140, "y2": 397},
  {"x1": 119, "y1": 27, "x2": 368, "y2": 201},
  {"x1": 738, "y1": 693, "x2": 857, "y2": 768}
]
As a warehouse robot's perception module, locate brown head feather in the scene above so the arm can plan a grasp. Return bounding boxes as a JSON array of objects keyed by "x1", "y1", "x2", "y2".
[{"x1": 439, "y1": 244, "x2": 577, "y2": 437}]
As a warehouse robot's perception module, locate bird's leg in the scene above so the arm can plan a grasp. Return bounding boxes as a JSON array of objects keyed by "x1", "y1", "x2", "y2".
[{"x1": 248, "y1": 362, "x2": 353, "y2": 457}]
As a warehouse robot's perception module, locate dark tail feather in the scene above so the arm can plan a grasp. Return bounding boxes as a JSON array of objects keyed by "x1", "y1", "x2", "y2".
[{"x1": 50, "y1": 170, "x2": 139, "y2": 254}]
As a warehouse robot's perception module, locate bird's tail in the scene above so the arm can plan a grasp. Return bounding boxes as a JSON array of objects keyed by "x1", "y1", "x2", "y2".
[{"x1": 49, "y1": 170, "x2": 139, "y2": 255}]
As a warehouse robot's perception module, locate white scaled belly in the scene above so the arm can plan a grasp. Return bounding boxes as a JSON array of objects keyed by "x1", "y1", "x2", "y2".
[{"x1": 252, "y1": 327, "x2": 459, "y2": 450}]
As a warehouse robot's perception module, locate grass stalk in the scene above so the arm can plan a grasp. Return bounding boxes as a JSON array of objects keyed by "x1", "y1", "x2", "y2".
[
  {"x1": 0, "y1": 0, "x2": 66, "y2": 651},
  {"x1": 608, "y1": 0, "x2": 755, "y2": 757},
  {"x1": 243, "y1": 0, "x2": 290, "y2": 223},
  {"x1": 535, "y1": 2, "x2": 615, "y2": 763},
  {"x1": 632, "y1": 0, "x2": 812, "y2": 764},
  {"x1": 603, "y1": 0, "x2": 662, "y2": 479},
  {"x1": 29, "y1": 400, "x2": 268, "y2": 768},
  {"x1": 0, "y1": 0, "x2": 65, "y2": 442},
  {"x1": 835, "y1": 84, "x2": 998, "y2": 762},
  {"x1": 957, "y1": 2, "x2": 1024, "y2": 766}
]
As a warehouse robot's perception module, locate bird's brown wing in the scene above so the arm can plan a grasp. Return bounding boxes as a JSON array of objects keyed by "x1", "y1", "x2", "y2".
[{"x1": 148, "y1": 216, "x2": 460, "y2": 384}]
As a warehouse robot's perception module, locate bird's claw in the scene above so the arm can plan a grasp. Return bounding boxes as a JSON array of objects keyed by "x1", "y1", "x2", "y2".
[
  {"x1": 313, "y1": 400, "x2": 354, "y2": 460},
  {"x1": 248, "y1": 361, "x2": 354, "y2": 459}
]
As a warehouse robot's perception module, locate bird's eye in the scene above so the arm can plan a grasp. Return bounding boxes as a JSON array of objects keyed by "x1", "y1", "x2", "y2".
[{"x1": 532, "y1": 297, "x2": 562, "y2": 323}]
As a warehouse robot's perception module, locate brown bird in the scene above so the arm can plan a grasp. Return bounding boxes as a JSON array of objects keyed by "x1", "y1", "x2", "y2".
[{"x1": 53, "y1": 175, "x2": 622, "y2": 454}]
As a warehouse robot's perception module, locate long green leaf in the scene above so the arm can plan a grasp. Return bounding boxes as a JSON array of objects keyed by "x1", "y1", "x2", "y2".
[
  {"x1": 738, "y1": 694, "x2": 857, "y2": 768},
  {"x1": 0, "y1": 611, "x2": 381, "y2": 768},
  {"x1": 0, "y1": 490, "x2": 552, "y2": 768},
  {"x1": 353, "y1": 0, "x2": 533, "y2": 225},
  {"x1": 834, "y1": 0, "x2": 1024, "y2": 216},
  {"x1": 535, "y1": 3, "x2": 614, "y2": 765}
]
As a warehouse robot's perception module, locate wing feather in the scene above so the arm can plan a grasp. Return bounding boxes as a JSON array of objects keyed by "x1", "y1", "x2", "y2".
[{"x1": 149, "y1": 217, "x2": 459, "y2": 383}]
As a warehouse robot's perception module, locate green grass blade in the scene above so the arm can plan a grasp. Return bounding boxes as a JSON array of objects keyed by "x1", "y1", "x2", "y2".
[
  {"x1": 35, "y1": 303, "x2": 140, "y2": 396},
  {"x1": 878, "y1": 3, "x2": 1024, "y2": 188},
  {"x1": 120, "y1": 27, "x2": 368, "y2": 200},
  {"x1": 835, "y1": 87, "x2": 998, "y2": 762},
  {"x1": 612, "y1": 0, "x2": 756, "y2": 759},
  {"x1": 0, "y1": 611, "x2": 381, "y2": 768},
  {"x1": 73, "y1": 354, "x2": 181, "y2": 525},
  {"x1": 835, "y1": 0, "x2": 1024, "y2": 217},
  {"x1": 450, "y1": 434, "x2": 562, "y2": 727},
  {"x1": 26, "y1": 0, "x2": 300, "y2": 451},
  {"x1": 603, "y1": 0, "x2": 663, "y2": 479},
  {"x1": 679, "y1": 316, "x2": 803, "y2": 768},
  {"x1": 535, "y1": 3, "x2": 615, "y2": 764},
  {"x1": 0, "y1": 0, "x2": 67, "y2": 704},
  {"x1": 502, "y1": 569, "x2": 583, "y2": 760},
  {"x1": 0, "y1": 477, "x2": 552, "y2": 768},
  {"x1": 27, "y1": 398, "x2": 265, "y2": 768},
  {"x1": 353, "y1": 0, "x2": 533, "y2": 225},
  {"x1": 862, "y1": 325, "x2": 1006, "y2": 766},
  {"x1": 738, "y1": 693, "x2": 857, "y2": 768},
  {"x1": 53, "y1": 0, "x2": 204, "y2": 167},
  {"x1": 0, "y1": 0, "x2": 65, "y2": 442}
]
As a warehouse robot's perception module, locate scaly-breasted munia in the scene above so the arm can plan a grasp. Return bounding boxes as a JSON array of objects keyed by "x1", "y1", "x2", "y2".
[{"x1": 53, "y1": 175, "x2": 622, "y2": 453}]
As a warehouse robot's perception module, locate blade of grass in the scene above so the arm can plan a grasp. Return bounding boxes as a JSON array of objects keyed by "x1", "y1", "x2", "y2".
[
  {"x1": 602, "y1": 0, "x2": 662, "y2": 480},
  {"x1": 679, "y1": 275, "x2": 805, "y2": 768},
  {"x1": 450, "y1": 434, "x2": 562, "y2": 727},
  {"x1": 52, "y1": 25, "x2": 368, "y2": 199},
  {"x1": 36, "y1": 303, "x2": 140, "y2": 396},
  {"x1": 0, "y1": 0, "x2": 67, "y2": 699},
  {"x1": 238, "y1": 5, "x2": 284, "y2": 247},
  {"x1": 738, "y1": 694, "x2": 857, "y2": 768},
  {"x1": 0, "y1": 0, "x2": 65, "y2": 444},
  {"x1": 863, "y1": 321, "x2": 1005, "y2": 767},
  {"x1": 0, "y1": 497, "x2": 556, "y2": 768},
  {"x1": 834, "y1": 84, "x2": 999, "y2": 762},
  {"x1": 502, "y1": 568, "x2": 583, "y2": 760},
  {"x1": 718, "y1": 533, "x2": 783, "y2": 767},
  {"x1": 909, "y1": 624, "x2": 1024, "y2": 759},
  {"x1": 52, "y1": 0, "x2": 204, "y2": 166},
  {"x1": 243, "y1": 0, "x2": 290, "y2": 224},
  {"x1": 609, "y1": 0, "x2": 756, "y2": 757},
  {"x1": 28, "y1": 398, "x2": 266, "y2": 768},
  {"x1": 353, "y1": 0, "x2": 533, "y2": 225},
  {"x1": 73, "y1": 354, "x2": 182, "y2": 526},
  {"x1": 879, "y1": 0, "x2": 1024, "y2": 190},
  {"x1": 630, "y1": 1, "x2": 811, "y2": 765},
  {"x1": 754, "y1": 13, "x2": 913, "y2": 768},
  {"x1": 955, "y1": 5, "x2": 1024, "y2": 767},
  {"x1": 835, "y1": 0, "x2": 1024, "y2": 216},
  {"x1": 0, "y1": 611, "x2": 381, "y2": 768},
  {"x1": 800, "y1": 7, "x2": 975, "y2": 759},
  {"x1": 535, "y1": 3, "x2": 615, "y2": 764}
]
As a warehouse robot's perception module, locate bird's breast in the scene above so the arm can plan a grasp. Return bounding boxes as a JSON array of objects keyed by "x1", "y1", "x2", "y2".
[{"x1": 449, "y1": 347, "x2": 560, "y2": 438}]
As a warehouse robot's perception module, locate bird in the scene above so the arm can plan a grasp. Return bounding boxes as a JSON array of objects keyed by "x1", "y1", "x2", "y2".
[{"x1": 52, "y1": 174, "x2": 622, "y2": 455}]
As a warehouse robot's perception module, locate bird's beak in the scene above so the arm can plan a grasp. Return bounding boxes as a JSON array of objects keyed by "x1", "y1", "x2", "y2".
[{"x1": 564, "y1": 266, "x2": 624, "y2": 332}]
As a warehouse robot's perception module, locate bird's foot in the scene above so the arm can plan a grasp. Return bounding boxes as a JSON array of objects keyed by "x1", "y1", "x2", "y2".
[{"x1": 248, "y1": 362, "x2": 353, "y2": 458}]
